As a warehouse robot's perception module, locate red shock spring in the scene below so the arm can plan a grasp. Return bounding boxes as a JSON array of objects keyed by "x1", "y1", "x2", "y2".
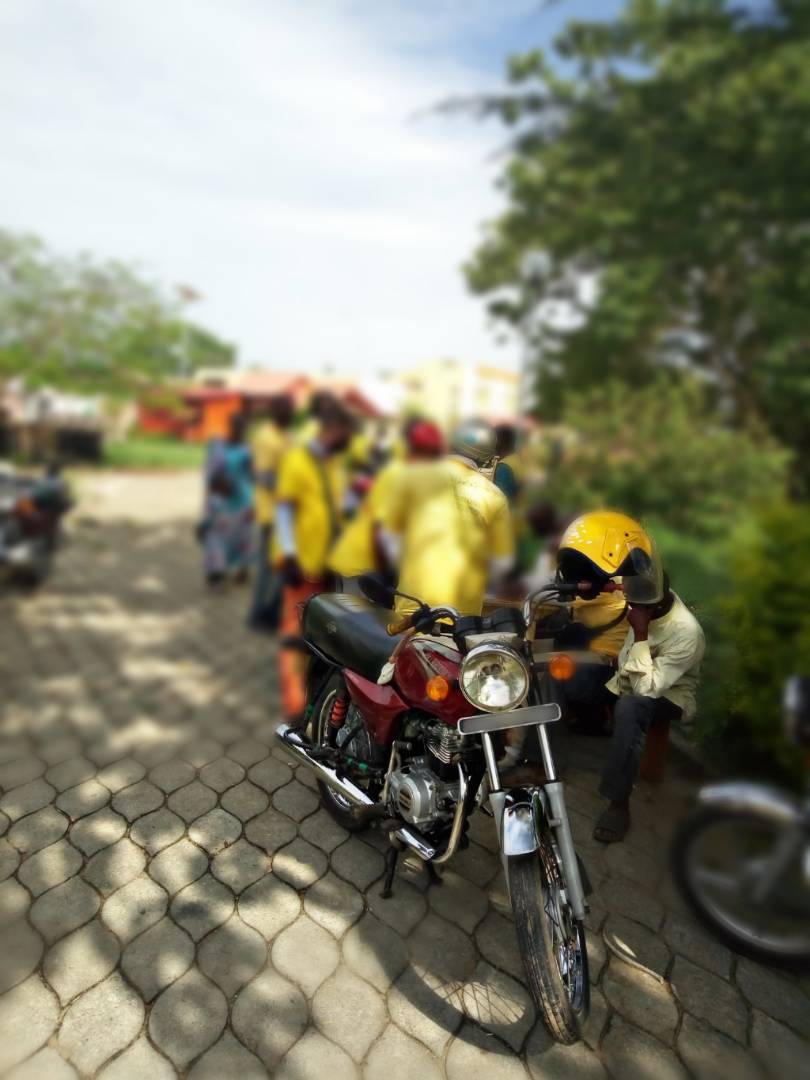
[{"x1": 329, "y1": 692, "x2": 349, "y2": 728}]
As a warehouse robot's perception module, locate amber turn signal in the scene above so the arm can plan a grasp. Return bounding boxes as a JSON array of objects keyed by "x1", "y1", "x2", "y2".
[
  {"x1": 426, "y1": 675, "x2": 450, "y2": 701},
  {"x1": 549, "y1": 653, "x2": 577, "y2": 681}
]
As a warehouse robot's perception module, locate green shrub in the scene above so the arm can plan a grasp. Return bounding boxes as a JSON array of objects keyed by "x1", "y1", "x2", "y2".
[{"x1": 542, "y1": 377, "x2": 790, "y2": 539}]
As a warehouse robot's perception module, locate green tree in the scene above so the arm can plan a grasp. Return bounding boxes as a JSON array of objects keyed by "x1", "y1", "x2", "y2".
[
  {"x1": 466, "y1": 0, "x2": 810, "y2": 488},
  {"x1": 0, "y1": 230, "x2": 235, "y2": 395}
]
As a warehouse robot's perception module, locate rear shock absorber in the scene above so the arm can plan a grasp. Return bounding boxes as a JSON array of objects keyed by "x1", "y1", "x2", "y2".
[{"x1": 326, "y1": 690, "x2": 349, "y2": 746}]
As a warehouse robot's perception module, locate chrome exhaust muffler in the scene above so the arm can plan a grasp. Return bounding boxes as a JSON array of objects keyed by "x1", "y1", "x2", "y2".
[{"x1": 276, "y1": 723, "x2": 375, "y2": 810}]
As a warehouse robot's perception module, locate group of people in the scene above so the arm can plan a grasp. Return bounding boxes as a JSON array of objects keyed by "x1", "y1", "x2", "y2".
[{"x1": 200, "y1": 394, "x2": 704, "y2": 845}]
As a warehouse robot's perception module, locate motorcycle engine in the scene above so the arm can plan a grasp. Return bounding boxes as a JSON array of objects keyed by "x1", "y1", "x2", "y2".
[{"x1": 388, "y1": 757, "x2": 459, "y2": 829}]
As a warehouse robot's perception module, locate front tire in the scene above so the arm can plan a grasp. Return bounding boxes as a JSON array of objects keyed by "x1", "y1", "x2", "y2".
[
  {"x1": 509, "y1": 842, "x2": 589, "y2": 1044},
  {"x1": 671, "y1": 806, "x2": 810, "y2": 969}
]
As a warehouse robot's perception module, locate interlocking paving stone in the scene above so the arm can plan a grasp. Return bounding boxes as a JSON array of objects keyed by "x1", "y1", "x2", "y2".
[
  {"x1": 661, "y1": 912, "x2": 732, "y2": 978},
  {"x1": 0, "y1": 811, "x2": 8, "y2": 838},
  {"x1": 18, "y1": 838, "x2": 82, "y2": 896},
  {"x1": 188, "y1": 807, "x2": 242, "y2": 854},
  {"x1": 247, "y1": 756, "x2": 293, "y2": 793},
  {"x1": 149, "y1": 967, "x2": 227, "y2": 1068},
  {"x1": 167, "y1": 780, "x2": 218, "y2": 823},
  {"x1": 474, "y1": 909, "x2": 525, "y2": 984},
  {"x1": 751, "y1": 1009, "x2": 806, "y2": 1077},
  {"x1": 272, "y1": 778, "x2": 320, "y2": 821},
  {"x1": 276, "y1": 1030, "x2": 358, "y2": 1080},
  {"x1": 0, "y1": 919, "x2": 44, "y2": 993},
  {"x1": 365, "y1": 1023, "x2": 443, "y2": 1080},
  {"x1": 0, "y1": 878, "x2": 30, "y2": 929},
  {"x1": 312, "y1": 966, "x2": 387, "y2": 1061},
  {"x1": 227, "y1": 738, "x2": 270, "y2": 769},
  {"x1": 670, "y1": 956, "x2": 748, "y2": 1043},
  {"x1": 270, "y1": 836, "x2": 329, "y2": 889},
  {"x1": 101, "y1": 872, "x2": 168, "y2": 943},
  {"x1": 0, "y1": 778, "x2": 56, "y2": 822},
  {"x1": 210, "y1": 837, "x2": 269, "y2": 892},
  {"x1": 97, "y1": 758, "x2": 146, "y2": 794},
  {"x1": 43, "y1": 918, "x2": 120, "y2": 1005},
  {"x1": 58, "y1": 972, "x2": 144, "y2": 1074},
  {"x1": 735, "y1": 957, "x2": 810, "y2": 1037},
  {"x1": 187, "y1": 1030, "x2": 268, "y2": 1080},
  {"x1": 272, "y1": 914, "x2": 340, "y2": 997},
  {"x1": 601, "y1": 1016, "x2": 688, "y2": 1080},
  {"x1": 55, "y1": 779, "x2": 110, "y2": 821},
  {"x1": 221, "y1": 779, "x2": 269, "y2": 822},
  {"x1": 121, "y1": 916, "x2": 194, "y2": 1000},
  {"x1": 343, "y1": 913, "x2": 409, "y2": 993},
  {"x1": 6, "y1": 1046, "x2": 79, "y2": 1079},
  {"x1": 304, "y1": 871, "x2": 365, "y2": 939},
  {"x1": 45, "y1": 756, "x2": 95, "y2": 793},
  {"x1": 149, "y1": 837, "x2": 209, "y2": 894},
  {"x1": 171, "y1": 873, "x2": 235, "y2": 941},
  {"x1": 8, "y1": 806, "x2": 68, "y2": 855},
  {"x1": 244, "y1": 806, "x2": 298, "y2": 855},
  {"x1": 149, "y1": 759, "x2": 196, "y2": 794},
  {"x1": 200, "y1": 756, "x2": 245, "y2": 793},
  {"x1": 0, "y1": 836, "x2": 20, "y2": 882},
  {"x1": 603, "y1": 955, "x2": 679, "y2": 1042},
  {"x1": 299, "y1": 807, "x2": 350, "y2": 853},
  {"x1": 0, "y1": 756, "x2": 44, "y2": 791},
  {"x1": 525, "y1": 1022, "x2": 608, "y2": 1079},
  {"x1": 130, "y1": 806, "x2": 186, "y2": 854},
  {"x1": 183, "y1": 738, "x2": 223, "y2": 769},
  {"x1": 330, "y1": 836, "x2": 385, "y2": 891},
  {"x1": 197, "y1": 914, "x2": 266, "y2": 997},
  {"x1": 602, "y1": 913, "x2": 671, "y2": 978},
  {"x1": 461, "y1": 961, "x2": 536, "y2": 1053},
  {"x1": 69, "y1": 807, "x2": 127, "y2": 857},
  {"x1": 446, "y1": 1022, "x2": 529, "y2": 1080},
  {"x1": 231, "y1": 968, "x2": 308, "y2": 1069},
  {"x1": 677, "y1": 1014, "x2": 762, "y2": 1080},
  {"x1": 96, "y1": 1035, "x2": 176, "y2": 1080},
  {"x1": 83, "y1": 836, "x2": 146, "y2": 896},
  {"x1": 0, "y1": 975, "x2": 60, "y2": 1074},
  {"x1": 409, "y1": 912, "x2": 479, "y2": 984},
  {"x1": 111, "y1": 779, "x2": 164, "y2": 821},
  {"x1": 30, "y1": 876, "x2": 100, "y2": 944},
  {"x1": 428, "y1": 868, "x2": 489, "y2": 934}
]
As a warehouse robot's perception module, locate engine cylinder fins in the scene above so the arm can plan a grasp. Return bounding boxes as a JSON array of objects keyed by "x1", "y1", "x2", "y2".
[{"x1": 426, "y1": 724, "x2": 467, "y2": 765}]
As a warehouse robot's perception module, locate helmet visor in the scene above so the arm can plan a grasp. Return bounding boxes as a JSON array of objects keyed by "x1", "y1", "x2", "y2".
[{"x1": 621, "y1": 544, "x2": 664, "y2": 605}]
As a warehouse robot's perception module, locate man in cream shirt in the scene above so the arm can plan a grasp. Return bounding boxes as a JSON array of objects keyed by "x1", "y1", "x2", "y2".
[{"x1": 595, "y1": 575, "x2": 705, "y2": 843}]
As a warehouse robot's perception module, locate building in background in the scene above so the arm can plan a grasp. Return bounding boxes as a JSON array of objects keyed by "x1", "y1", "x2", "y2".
[{"x1": 398, "y1": 358, "x2": 520, "y2": 428}]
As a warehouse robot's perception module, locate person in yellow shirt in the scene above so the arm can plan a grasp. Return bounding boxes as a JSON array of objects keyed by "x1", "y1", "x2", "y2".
[
  {"x1": 381, "y1": 419, "x2": 515, "y2": 617},
  {"x1": 275, "y1": 399, "x2": 355, "y2": 719},
  {"x1": 248, "y1": 394, "x2": 294, "y2": 631},
  {"x1": 328, "y1": 419, "x2": 444, "y2": 591}
]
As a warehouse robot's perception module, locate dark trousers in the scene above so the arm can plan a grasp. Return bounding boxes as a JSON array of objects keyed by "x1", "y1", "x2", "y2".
[
  {"x1": 249, "y1": 525, "x2": 282, "y2": 629},
  {"x1": 599, "y1": 694, "x2": 681, "y2": 802}
]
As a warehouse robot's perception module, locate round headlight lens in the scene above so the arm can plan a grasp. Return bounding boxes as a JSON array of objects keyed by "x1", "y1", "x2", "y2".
[{"x1": 460, "y1": 645, "x2": 530, "y2": 712}]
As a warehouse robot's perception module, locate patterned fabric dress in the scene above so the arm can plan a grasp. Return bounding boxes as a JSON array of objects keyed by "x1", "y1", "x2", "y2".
[{"x1": 202, "y1": 438, "x2": 254, "y2": 576}]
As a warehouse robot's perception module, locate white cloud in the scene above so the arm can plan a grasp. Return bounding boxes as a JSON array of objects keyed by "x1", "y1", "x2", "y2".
[{"x1": 0, "y1": 0, "x2": 533, "y2": 376}]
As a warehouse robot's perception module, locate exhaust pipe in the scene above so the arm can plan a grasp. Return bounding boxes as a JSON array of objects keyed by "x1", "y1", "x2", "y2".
[
  {"x1": 276, "y1": 723, "x2": 375, "y2": 810},
  {"x1": 275, "y1": 722, "x2": 442, "y2": 862}
]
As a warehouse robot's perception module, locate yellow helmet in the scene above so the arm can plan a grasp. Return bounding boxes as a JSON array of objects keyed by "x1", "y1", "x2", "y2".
[{"x1": 557, "y1": 510, "x2": 658, "y2": 597}]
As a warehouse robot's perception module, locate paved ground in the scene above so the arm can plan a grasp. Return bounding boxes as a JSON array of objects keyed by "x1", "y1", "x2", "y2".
[{"x1": 0, "y1": 470, "x2": 807, "y2": 1079}]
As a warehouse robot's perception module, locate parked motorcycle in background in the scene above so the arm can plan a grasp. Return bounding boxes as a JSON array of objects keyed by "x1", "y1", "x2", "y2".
[
  {"x1": 0, "y1": 463, "x2": 72, "y2": 586},
  {"x1": 277, "y1": 576, "x2": 592, "y2": 1044},
  {"x1": 671, "y1": 676, "x2": 810, "y2": 968}
]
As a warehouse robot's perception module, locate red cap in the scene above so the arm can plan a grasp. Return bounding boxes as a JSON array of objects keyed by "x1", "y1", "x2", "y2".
[{"x1": 407, "y1": 421, "x2": 444, "y2": 457}]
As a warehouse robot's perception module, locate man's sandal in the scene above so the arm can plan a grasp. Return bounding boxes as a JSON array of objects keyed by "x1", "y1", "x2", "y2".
[{"x1": 593, "y1": 806, "x2": 630, "y2": 844}]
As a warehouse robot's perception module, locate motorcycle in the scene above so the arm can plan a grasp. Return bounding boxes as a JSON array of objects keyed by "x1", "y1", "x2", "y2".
[
  {"x1": 0, "y1": 464, "x2": 72, "y2": 586},
  {"x1": 671, "y1": 676, "x2": 810, "y2": 968},
  {"x1": 276, "y1": 576, "x2": 592, "y2": 1044}
]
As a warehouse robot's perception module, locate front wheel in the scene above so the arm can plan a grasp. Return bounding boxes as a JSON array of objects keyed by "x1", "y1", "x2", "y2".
[
  {"x1": 508, "y1": 840, "x2": 589, "y2": 1044},
  {"x1": 671, "y1": 806, "x2": 810, "y2": 969}
]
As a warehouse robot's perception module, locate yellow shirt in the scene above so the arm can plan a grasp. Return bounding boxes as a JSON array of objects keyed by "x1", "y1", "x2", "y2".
[
  {"x1": 572, "y1": 590, "x2": 629, "y2": 658},
  {"x1": 329, "y1": 460, "x2": 404, "y2": 578},
  {"x1": 273, "y1": 445, "x2": 345, "y2": 578},
  {"x1": 251, "y1": 421, "x2": 287, "y2": 526},
  {"x1": 384, "y1": 458, "x2": 514, "y2": 616}
]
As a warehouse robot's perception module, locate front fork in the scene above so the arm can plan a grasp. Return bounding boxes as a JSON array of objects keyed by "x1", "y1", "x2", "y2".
[{"x1": 482, "y1": 725, "x2": 588, "y2": 922}]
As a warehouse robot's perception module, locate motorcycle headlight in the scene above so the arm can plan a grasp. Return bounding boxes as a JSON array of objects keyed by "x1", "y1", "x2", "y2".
[{"x1": 460, "y1": 643, "x2": 530, "y2": 713}]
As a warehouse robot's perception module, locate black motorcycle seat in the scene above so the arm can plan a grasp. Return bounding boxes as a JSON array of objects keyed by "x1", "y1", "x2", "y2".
[{"x1": 303, "y1": 593, "x2": 402, "y2": 681}]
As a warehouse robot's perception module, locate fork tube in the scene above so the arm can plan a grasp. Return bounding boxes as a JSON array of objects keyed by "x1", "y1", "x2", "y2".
[
  {"x1": 537, "y1": 724, "x2": 557, "y2": 783},
  {"x1": 481, "y1": 733, "x2": 501, "y2": 792}
]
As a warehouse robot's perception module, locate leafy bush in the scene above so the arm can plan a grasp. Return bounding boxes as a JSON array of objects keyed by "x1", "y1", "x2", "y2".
[
  {"x1": 717, "y1": 502, "x2": 810, "y2": 783},
  {"x1": 542, "y1": 377, "x2": 790, "y2": 539}
]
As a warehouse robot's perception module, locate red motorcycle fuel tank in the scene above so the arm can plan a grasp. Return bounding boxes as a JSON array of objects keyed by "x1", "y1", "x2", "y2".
[{"x1": 394, "y1": 637, "x2": 467, "y2": 725}]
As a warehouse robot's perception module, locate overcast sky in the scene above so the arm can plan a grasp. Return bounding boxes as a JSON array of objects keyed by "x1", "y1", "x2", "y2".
[{"x1": 1, "y1": 0, "x2": 621, "y2": 376}]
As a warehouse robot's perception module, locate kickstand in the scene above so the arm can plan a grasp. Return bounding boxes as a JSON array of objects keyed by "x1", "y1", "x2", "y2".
[{"x1": 380, "y1": 840, "x2": 402, "y2": 899}]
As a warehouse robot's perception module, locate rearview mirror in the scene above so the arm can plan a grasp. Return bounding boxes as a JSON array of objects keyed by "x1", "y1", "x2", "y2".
[{"x1": 358, "y1": 573, "x2": 396, "y2": 609}]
